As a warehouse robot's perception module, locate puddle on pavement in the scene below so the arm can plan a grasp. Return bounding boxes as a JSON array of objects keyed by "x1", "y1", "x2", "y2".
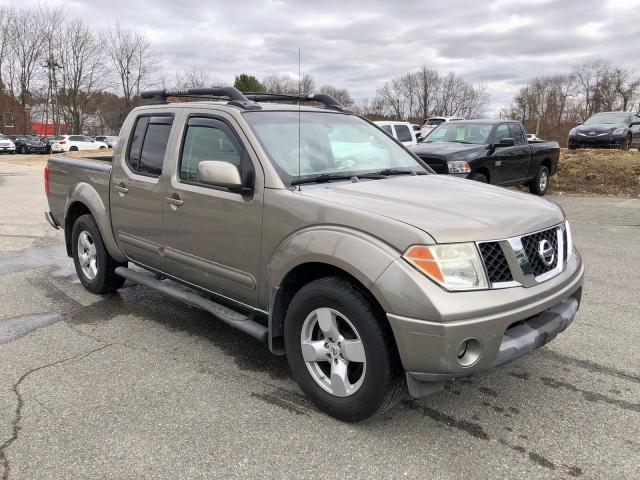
[{"x1": 0, "y1": 312, "x2": 62, "y2": 344}]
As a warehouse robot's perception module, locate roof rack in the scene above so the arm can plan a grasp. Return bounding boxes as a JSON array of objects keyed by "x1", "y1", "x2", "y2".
[
  {"x1": 140, "y1": 87, "x2": 261, "y2": 109},
  {"x1": 140, "y1": 87, "x2": 350, "y2": 112},
  {"x1": 244, "y1": 92, "x2": 351, "y2": 112}
]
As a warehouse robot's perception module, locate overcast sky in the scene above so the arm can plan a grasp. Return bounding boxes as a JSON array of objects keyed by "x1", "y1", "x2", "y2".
[{"x1": 9, "y1": 0, "x2": 640, "y2": 115}]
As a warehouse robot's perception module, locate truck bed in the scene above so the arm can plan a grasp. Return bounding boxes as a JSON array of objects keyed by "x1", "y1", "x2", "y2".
[{"x1": 47, "y1": 155, "x2": 112, "y2": 229}]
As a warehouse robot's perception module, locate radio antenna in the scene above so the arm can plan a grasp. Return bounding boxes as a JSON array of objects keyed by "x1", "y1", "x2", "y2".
[{"x1": 297, "y1": 48, "x2": 301, "y2": 190}]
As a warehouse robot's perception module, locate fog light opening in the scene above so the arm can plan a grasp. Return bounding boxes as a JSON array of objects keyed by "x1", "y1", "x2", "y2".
[{"x1": 456, "y1": 338, "x2": 482, "y2": 367}]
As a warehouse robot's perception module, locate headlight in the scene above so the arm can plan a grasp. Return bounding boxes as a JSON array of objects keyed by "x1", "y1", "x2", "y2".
[
  {"x1": 403, "y1": 243, "x2": 488, "y2": 291},
  {"x1": 569, "y1": 128, "x2": 576, "y2": 136},
  {"x1": 565, "y1": 220, "x2": 573, "y2": 260},
  {"x1": 612, "y1": 128, "x2": 625, "y2": 135},
  {"x1": 448, "y1": 160, "x2": 471, "y2": 174}
]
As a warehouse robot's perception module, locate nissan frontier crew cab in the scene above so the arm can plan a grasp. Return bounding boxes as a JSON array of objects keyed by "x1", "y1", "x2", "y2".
[{"x1": 44, "y1": 87, "x2": 584, "y2": 422}]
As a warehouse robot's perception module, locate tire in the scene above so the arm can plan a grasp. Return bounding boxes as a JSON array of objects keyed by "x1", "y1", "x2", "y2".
[
  {"x1": 620, "y1": 135, "x2": 632, "y2": 151},
  {"x1": 529, "y1": 166, "x2": 550, "y2": 196},
  {"x1": 568, "y1": 145, "x2": 577, "y2": 150},
  {"x1": 69, "y1": 146, "x2": 78, "y2": 152},
  {"x1": 284, "y1": 277, "x2": 405, "y2": 422},
  {"x1": 20, "y1": 146, "x2": 27, "y2": 154},
  {"x1": 99, "y1": 146, "x2": 106, "y2": 150},
  {"x1": 469, "y1": 172, "x2": 488, "y2": 183},
  {"x1": 71, "y1": 214, "x2": 125, "y2": 294}
]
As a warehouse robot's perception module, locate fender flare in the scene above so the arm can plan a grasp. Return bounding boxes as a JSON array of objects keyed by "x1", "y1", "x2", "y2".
[{"x1": 64, "y1": 182, "x2": 127, "y2": 262}]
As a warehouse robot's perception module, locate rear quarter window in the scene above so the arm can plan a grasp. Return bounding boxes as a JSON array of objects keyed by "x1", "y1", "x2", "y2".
[{"x1": 395, "y1": 124, "x2": 412, "y2": 142}]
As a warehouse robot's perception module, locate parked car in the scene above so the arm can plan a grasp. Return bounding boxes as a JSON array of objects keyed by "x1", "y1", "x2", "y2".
[
  {"x1": 44, "y1": 87, "x2": 583, "y2": 422},
  {"x1": 0, "y1": 134, "x2": 16, "y2": 154},
  {"x1": 420, "y1": 116, "x2": 464, "y2": 139},
  {"x1": 95, "y1": 135, "x2": 118, "y2": 148},
  {"x1": 411, "y1": 124, "x2": 422, "y2": 141},
  {"x1": 568, "y1": 112, "x2": 640, "y2": 150},
  {"x1": 40, "y1": 136, "x2": 66, "y2": 154},
  {"x1": 50, "y1": 135, "x2": 108, "y2": 153},
  {"x1": 410, "y1": 120, "x2": 560, "y2": 195},
  {"x1": 10, "y1": 135, "x2": 48, "y2": 154},
  {"x1": 374, "y1": 121, "x2": 418, "y2": 146},
  {"x1": 526, "y1": 133, "x2": 541, "y2": 142}
]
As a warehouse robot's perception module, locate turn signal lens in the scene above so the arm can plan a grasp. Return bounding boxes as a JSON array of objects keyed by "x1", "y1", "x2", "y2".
[
  {"x1": 404, "y1": 243, "x2": 488, "y2": 291},
  {"x1": 565, "y1": 220, "x2": 573, "y2": 260}
]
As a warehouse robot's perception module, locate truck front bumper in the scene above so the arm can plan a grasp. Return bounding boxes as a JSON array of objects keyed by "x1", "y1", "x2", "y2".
[{"x1": 374, "y1": 251, "x2": 584, "y2": 386}]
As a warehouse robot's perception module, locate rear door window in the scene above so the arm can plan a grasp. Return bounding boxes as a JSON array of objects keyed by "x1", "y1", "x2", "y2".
[
  {"x1": 380, "y1": 125, "x2": 393, "y2": 135},
  {"x1": 395, "y1": 124, "x2": 413, "y2": 142},
  {"x1": 69, "y1": 135, "x2": 83, "y2": 141},
  {"x1": 126, "y1": 115, "x2": 173, "y2": 177}
]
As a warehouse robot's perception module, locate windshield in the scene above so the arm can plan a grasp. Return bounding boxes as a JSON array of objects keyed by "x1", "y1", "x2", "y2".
[
  {"x1": 584, "y1": 113, "x2": 630, "y2": 125},
  {"x1": 422, "y1": 123, "x2": 493, "y2": 144},
  {"x1": 244, "y1": 111, "x2": 426, "y2": 184},
  {"x1": 0, "y1": 135, "x2": 8, "y2": 140}
]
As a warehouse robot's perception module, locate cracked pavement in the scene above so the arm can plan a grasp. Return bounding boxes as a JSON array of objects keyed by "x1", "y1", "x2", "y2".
[{"x1": 0, "y1": 155, "x2": 639, "y2": 479}]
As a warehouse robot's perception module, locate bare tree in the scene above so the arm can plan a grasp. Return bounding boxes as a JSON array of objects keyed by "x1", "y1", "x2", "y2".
[
  {"x1": 102, "y1": 24, "x2": 158, "y2": 112},
  {"x1": 318, "y1": 84, "x2": 354, "y2": 107},
  {"x1": 8, "y1": 8, "x2": 46, "y2": 132},
  {"x1": 262, "y1": 73, "x2": 314, "y2": 94},
  {"x1": 57, "y1": 19, "x2": 105, "y2": 133},
  {"x1": 0, "y1": 6, "x2": 15, "y2": 94}
]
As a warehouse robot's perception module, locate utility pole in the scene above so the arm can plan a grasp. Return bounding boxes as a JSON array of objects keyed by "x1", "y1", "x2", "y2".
[{"x1": 44, "y1": 54, "x2": 62, "y2": 135}]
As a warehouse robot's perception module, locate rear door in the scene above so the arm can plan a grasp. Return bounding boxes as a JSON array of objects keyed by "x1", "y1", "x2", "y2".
[
  {"x1": 490, "y1": 123, "x2": 530, "y2": 185},
  {"x1": 110, "y1": 114, "x2": 174, "y2": 268},
  {"x1": 161, "y1": 113, "x2": 263, "y2": 307}
]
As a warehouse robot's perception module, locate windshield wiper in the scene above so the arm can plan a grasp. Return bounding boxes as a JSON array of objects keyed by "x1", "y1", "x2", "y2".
[
  {"x1": 291, "y1": 173, "x2": 356, "y2": 186},
  {"x1": 369, "y1": 168, "x2": 427, "y2": 176}
]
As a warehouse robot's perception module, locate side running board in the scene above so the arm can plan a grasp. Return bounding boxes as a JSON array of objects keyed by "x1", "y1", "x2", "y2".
[{"x1": 115, "y1": 267, "x2": 268, "y2": 342}]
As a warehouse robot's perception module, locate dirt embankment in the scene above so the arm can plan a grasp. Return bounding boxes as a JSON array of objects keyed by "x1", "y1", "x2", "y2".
[{"x1": 550, "y1": 148, "x2": 640, "y2": 198}]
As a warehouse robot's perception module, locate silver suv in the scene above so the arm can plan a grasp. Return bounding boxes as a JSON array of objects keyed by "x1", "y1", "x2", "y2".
[{"x1": 44, "y1": 87, "x2": 584, "y2": 421}]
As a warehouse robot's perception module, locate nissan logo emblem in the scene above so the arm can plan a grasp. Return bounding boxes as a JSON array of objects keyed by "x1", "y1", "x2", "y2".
[{"x1": 538, "y1": 239, "x2": 555, "y2": 267}]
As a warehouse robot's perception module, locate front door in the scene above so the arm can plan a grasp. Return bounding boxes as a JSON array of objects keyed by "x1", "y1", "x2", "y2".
[
  {"x1": 110, "y1": 114, "x2": 174, "y2": 268},
  {"x1": 490, "y1": 123, "x2": 530, "y2": 185},
  {"x1": 162, "y1": 114, "x2": 263, "y2": 307}
]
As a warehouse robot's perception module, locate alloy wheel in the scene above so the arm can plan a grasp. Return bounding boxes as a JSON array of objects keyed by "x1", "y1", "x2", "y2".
[
  {"x1": 77, "y1": 231, "x2": 98, "y2": 280},
  {"x1": 300, "y1": 307, "x2": 366, "y2": 397}
]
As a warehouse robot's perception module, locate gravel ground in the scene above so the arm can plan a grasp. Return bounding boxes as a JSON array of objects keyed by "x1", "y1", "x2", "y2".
[{"x1": 0, "y1": 154, "x2": 638, "y2": 479}]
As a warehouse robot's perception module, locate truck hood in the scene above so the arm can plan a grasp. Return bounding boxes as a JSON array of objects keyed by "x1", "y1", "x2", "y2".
[
  {"x1": 410, "y1": 142, "x2": 486, "y2": 158},
  {"x1": 301, "y1": 175, "x2": 564, "y2": 243}
]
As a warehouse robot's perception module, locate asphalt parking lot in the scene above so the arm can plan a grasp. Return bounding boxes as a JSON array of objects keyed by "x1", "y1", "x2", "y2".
[{"x1": 0, "y1": 154, "x2": 638, "y2": 479}]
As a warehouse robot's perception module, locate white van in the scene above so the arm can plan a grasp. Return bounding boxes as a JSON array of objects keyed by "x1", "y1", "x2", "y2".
[{"x1": 374, "y1": 121, "x2": 418, "y2": 146}]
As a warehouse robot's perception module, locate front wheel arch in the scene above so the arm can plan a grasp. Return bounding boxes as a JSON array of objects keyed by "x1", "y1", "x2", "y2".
[{"x1": 269, "y1": 262, "x2": 397, "y2": 357}]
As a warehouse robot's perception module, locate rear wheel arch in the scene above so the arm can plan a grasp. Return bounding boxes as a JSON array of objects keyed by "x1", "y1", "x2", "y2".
[{"x1": 64, "y1": 201, "x2": 92, "y2": 256}]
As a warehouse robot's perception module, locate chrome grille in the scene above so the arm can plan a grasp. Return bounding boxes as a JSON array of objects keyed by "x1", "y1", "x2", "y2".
[
  {"x1": 521, "y1": 228, "x2": 559, "y2": 276},
  {"x1": 478, "y1": 242, "x2": 512, "y2": 283}
]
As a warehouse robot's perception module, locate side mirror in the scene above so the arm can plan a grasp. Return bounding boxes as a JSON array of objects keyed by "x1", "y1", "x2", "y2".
[
  {"x1": 629, "y1": 121, "x2": 640, "y2": 127},
  {"x1": 494, "y1": 137, "x2": 515, "y2": 147},
  {"x1": 576, "y1": 122, "x2": 582, "y2": 126},
  {"x1": 197, "y1": 161, "x2": 243, "y2": 189}
]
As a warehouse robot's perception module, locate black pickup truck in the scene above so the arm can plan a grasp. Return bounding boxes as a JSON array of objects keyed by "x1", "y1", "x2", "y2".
[{"x1": 410, "y1": 120, "x2": 560, "y2": 195}]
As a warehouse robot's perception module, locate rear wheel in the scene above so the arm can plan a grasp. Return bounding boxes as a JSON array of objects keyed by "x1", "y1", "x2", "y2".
[
  {"x1": 71, "y1": 214, "x2": 125, "y2": 294},
  {"x1": 284, "y1": 277, "x2": 404, "y2": 422},
  {"x1": 69, "y1": 146, "x2": 78, "y2": 152},
  {"x1": 20, "y1": 146, "x2": 28, "y2": 154},
  {"x1": 529, "y1": 166, "x2": 550, "y2": 196},
  {"x1": 469, "y1": 172, "x2": 488, "y2": 183}
]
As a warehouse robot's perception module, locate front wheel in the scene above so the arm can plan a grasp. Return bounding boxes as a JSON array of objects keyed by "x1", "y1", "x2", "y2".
[
  {"x1": 21, "y1": 146, "x2": 28, "y2": 154},
  {"x1": 72, "y1": 214, "x2": 125, "y2": 294},
  {"x1": 69, "y1": 146, "x2": 78, "y2": 152},
  {"x1": 620, "y1": 135, "x2": 632, "y2": 151},
  {"x1": 469, "y1": 172, "x2": 488, "y2": 183},
  {"x1": 284, "y1": 277, "x2": 404, "y2": 422},
  {"x1": 529, "y1": 166, "x2": 550, "y2": 196}
]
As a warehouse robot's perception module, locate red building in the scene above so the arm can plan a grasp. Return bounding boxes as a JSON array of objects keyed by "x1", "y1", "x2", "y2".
[{"x1": 0, "y1": 92, "x2": 26, "y2": 135}]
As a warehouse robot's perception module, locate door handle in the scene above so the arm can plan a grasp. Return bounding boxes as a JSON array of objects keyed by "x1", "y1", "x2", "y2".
[
  {"x1": 114, "y1": 183, "x2": 128, "y2": 195},
  {"x1": 166, "y1": 194, "x2": 184, "y2": 208}
]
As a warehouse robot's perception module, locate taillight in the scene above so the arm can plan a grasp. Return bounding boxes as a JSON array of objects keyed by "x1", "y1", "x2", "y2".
[
  {"x1": 59, "y1": 140, "x2": 66, "y2": 144},
  {"x1": 44, "y1": 165, "x2": 50, "y2": 196}
]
